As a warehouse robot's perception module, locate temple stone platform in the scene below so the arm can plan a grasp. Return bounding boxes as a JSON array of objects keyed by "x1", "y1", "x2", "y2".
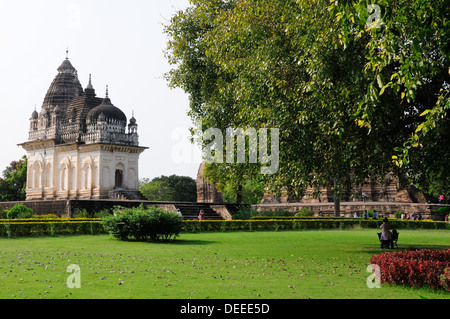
[
  {"x1": 253, "y1": 201, "x2": 447, "y2": 221},
  {"x1": 0, "y1": 199, "x2": 241, "y2": 220}
]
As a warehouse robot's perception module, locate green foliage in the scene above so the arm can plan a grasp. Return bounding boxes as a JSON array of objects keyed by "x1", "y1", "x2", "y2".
[
  {"x1": 139, "y1": 175, "x2": 197, "y2": 202},
  {"x1": 394, "y1": 211, "x2": 405, "y2": 219},
  {"x1": 331, "y1": 0, "x2": 450, "y2": 195},
  {"x1": 6, "y1": 204, "x2": 33, "y2": 219},
  {"x1": 0, "y1": 156, "x2": 27, "y2": 202},
  {"x1": 436, "y1": 207, "x2": 450, "y2": 215},
  {"x1": 183, "y1": 218, "x2": 450, "y2": 232},
  {"x1": 222, "y1": 179, "x2": 264, "y2": 204},
  {"x1": 0, "y1": 210, "x2": 7, "y2": 219},
  {"x1": 296, "y1": 208, "x2": 313, "y2": 217},
  {"x1": 163, "y1": 0, "x2": 406, "y2": 216},
  {"x1": 0, "y1": 218, "x2": 105, "y2": 237},
  {"x1": 32, "y1": 214, "x2": 60, "y2": 219},
  {"x1": 232, "y1": 206, "x2": 260, "y2": 220},
  {"x1": 183, "y1": 217, "x2": 450, "y2": 232},
  {"x1": 74, "y1": 208, "x2": 112, "y2": 219},
  {"x1": 102, "y1": 206, "x2": 183, "y2": 242},
  {"x1": 165, "y1": 0, "x2": 450, "y2": 209},
  {"x1": 232, "y1": 206, "x2": 295, "y2": 219}
]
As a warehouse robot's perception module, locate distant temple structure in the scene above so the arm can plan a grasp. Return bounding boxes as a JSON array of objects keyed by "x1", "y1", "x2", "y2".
[
  {"x1": 260, "y1": 173, "x2": 426, "y2": 204},
  {"x1": 196, "y1": 162, "x2": 223, "y2": 203},
  {"x1": 19, "y1": 52, "x2": 147, "y2": 200}
]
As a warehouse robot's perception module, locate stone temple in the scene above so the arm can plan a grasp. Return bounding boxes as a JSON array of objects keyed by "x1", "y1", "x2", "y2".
[{"x1": 19, "y1": 53, "x2": 147, "y2": 200}]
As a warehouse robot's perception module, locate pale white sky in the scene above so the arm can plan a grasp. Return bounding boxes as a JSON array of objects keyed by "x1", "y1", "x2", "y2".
[{"x1": 0, "y1": 0, "x2": 203, "y2": 181}]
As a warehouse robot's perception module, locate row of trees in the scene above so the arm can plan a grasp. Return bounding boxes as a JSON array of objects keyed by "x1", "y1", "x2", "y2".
[
  {"x1": 164, "y1": 0, "x2": 450, "y2": 215},
  {"x1": 139, "y1": 175, "x2": 197, "y2": 202},
  {"x1": 138, "y1": 175, "x2": 263, "y2": 204}
]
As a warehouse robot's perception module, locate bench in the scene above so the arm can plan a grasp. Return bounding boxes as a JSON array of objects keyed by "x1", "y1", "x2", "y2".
[{"x1": 377, "y1": 230, "x2": 399, "y2": 249}]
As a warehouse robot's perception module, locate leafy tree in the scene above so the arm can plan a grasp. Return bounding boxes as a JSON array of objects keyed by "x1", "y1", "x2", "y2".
[
  {"x1": 222, "y1": 178, "x2": 265, "y2": 205},
  {"x1": 139, "y1": 175, "x2": 197, "y2": 202},
  {"x1": 331, "y1": 0, "x2": 450, "y2": 197},
  {"x1": 0, "y1": 155, "x2": 27, "y2": 202},
  {"x1": 164, "y1": 0, "x2": 448, "y2": 213},
  {"x1": 139, "y1": 179, "x2": 175, "y2": 201}
]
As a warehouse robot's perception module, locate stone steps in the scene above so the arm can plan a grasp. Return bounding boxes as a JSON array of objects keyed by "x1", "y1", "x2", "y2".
[{"x1": 174, "y1": 203, "x2": 224, "y2": 220}]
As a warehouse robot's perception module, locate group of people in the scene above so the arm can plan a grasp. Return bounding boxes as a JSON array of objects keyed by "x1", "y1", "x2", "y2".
[
  {"x1": 400, "y1": 211, "x2": 423, "y2": 220},
  {"x1": 198, "y1": 209, "x2": 204, "y2": 220},
  {"x1": 353, "y1": 210, "x2": 380, "y2": 219},
  {"x1": 352, "y1": 210, "x2": 425, "y2": 220},
  {"x1": 175, "y1": 209, "x2": 205, "y2": 220}
]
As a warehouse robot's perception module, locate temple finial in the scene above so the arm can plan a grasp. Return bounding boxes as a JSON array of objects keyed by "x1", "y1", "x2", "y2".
[
  {"x1": 86, "y1": 74, "x2": 93, "y2": 89},
  {"x1": 105, "y1": 85, "x2": 109, "y2": 98},
  {"x1": 66, "y1": 47, "x2": 69, "y2": 60}
]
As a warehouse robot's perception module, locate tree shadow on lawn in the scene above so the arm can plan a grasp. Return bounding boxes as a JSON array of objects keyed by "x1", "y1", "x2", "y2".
[
  {"x1": 149, "y1": 239, "x2": 218, "y2": 246},
  {"x1": 360, "y1": 243, "x2": 450, "y2": 255}
]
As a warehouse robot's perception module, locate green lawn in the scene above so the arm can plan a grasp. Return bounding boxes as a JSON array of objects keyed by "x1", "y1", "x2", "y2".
[{"x1": 0, "y1": 229, "x2": 449, "y2": 299}]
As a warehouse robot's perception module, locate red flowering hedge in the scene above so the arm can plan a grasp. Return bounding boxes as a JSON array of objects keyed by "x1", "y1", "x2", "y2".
[{"x1": 370, "y1": 249, "x2": 450, "y2": 291}]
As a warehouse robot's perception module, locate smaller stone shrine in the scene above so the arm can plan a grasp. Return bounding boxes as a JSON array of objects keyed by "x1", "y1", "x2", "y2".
[{"x1": 196, "y1": 162, "x2": 223, "y2": 203}]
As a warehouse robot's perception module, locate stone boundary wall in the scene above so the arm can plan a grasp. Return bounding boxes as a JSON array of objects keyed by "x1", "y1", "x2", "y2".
[
  {"x1": 0, "y1": 200, "x2": 69, "y2": 217},
  {"x1": 253, "y1": 202, "x2": 448, "y2": 221}
]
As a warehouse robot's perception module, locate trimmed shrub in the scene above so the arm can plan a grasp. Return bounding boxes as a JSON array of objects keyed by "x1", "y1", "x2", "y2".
[
  {"x1": 182, "y1": 218, "x2": 450, "y2": 232},
  {"x1": 0, "y1": 219, "x2": 106, "y2": 237},
  {"x1": 370, "y1": 249, "x2": 450, "y2": 290},
  {"x1": 32, "y1": 214, "x2": 60, "y2": 219},
  {"x1": 102, "y1": 206, "x2": 182, "y2": 242},
  {"x1": 6, "y1": 204, "x2": 33, "y2": 219},
  {"x1": 250, "y1": 215, "x2": 348, "y2": 220},
  {"x1": 1, "y1": 215, "x2": 448, "y2": 237}
]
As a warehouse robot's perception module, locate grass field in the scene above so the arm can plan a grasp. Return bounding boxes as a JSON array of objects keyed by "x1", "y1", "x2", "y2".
[{"x1": 0, "y1": 229, "x2": 449, "y2": 299}]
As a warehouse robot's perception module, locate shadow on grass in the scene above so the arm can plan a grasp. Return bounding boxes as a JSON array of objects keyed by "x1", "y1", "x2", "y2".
[
  {"x1": 361, "y1": 243, "x2": 450, "y2": 255},
  {"x1": 170, "y1": 239, "x2": 217, "y2": 246},
  {"x1": 112, "y1": 238, "x2": 218, "y2": 246},
  {"x1": 393, "y1": 244, "x2": 450, "y2": 251}
]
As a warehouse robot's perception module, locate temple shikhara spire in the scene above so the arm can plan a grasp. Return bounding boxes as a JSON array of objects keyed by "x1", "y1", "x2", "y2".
[{"x1": 19, "y1": 52, "x2": 147, "y2": 200}]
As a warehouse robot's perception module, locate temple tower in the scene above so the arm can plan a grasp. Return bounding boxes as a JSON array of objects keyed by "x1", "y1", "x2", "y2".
[{"x1": 20, "y1": 53, "x2": 147, "y2": 200}]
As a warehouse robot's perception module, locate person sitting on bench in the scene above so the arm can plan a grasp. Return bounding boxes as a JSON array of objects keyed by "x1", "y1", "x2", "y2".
[{"x1": 380, "y1": 218, "x2": 393, "y2": 249}]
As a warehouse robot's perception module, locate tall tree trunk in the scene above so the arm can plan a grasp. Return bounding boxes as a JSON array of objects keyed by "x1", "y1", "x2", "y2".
[
  {"x1": 236, "y1": 183, "x2": 243, "y2": 204},
  {"x1": 334, "y1": 179, "x2": 340, "y2": 217}
]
